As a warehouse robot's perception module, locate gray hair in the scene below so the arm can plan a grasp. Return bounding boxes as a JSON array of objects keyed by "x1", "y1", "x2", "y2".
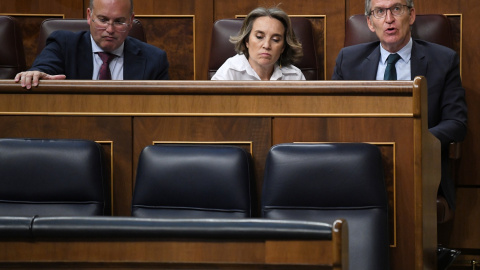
[
  {"x1": 229, "y1": 6, "x2": 303, "y2": 66},
  {"x1": 365, "y1": 0, "x2": 414, "y2": 16},
  {"x1": 90, "y1": 0, "x2": 134, "y2": 15}
]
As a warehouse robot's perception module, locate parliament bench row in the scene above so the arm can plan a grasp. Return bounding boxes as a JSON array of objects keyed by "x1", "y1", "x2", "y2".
[
  {"x1": 0, "y1": 138, "x2": 388, "y2": 270},
  {"x1": 0, "y1": 14, "x2": 457, "y2": 82},
  {"x1": 0, "y1": 215, "x2": 347, "y2": 269}
]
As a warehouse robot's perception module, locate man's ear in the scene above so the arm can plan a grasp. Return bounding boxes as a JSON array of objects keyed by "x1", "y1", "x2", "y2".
[
  {"x1": 87, "y1": 8, "x2": 92, "y2": 25},
  {"x1": 129, "y1": 12, "x2": 135, "y2": 31},
  {"x1": 409, "y1": 8, "x2": 416, "y2": 26},
  {"x1": 366, "y1": 16, "x2": 376, "y2": 33}
]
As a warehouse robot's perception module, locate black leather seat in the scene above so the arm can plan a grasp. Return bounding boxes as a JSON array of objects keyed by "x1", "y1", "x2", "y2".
[
  {"x1": 131, "y1": 145, "x2": 255, "y2": 218},
  {"x1": 261, "y1": 143, "x2": 389, "y2": 270},
  {"x1": 208, "y1": 17, "x2": 318, "y2": 80},
  {"x1": 37, "y1": 18, "x2": 147, "y2": 55},
  {"x1": 0, "y1": 16, "x2": 26, "y2": 79},
  {"x1": 0, "y1": 138, "x2": 107, "y2": 216}
]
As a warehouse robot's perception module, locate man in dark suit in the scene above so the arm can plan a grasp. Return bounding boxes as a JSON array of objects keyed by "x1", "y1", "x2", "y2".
[
  {"x1": 332, "y1": 0, "x2": 467, "y2": 213},
  {"x1": 15, "y1": 0, "x2": 169, "y2": 89}
]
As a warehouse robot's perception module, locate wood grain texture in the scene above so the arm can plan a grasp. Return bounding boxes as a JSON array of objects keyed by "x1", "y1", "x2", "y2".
[
  {"x1": 0, "y1": 236, "x2": 345, "y2": 269},
  {"x1": 135, "y1": 17, "x2": 194, "y2": 80}
]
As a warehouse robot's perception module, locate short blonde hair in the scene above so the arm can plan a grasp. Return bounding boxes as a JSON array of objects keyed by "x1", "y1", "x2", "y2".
[{"x1": 230, "y1": 6, "x2": 303, "y2": 66}]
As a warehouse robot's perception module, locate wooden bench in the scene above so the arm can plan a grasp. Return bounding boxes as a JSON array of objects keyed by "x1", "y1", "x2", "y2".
[
  {"x1": 0, "y1": 77, "x2": 440, "y2": 269},
  {"x1": 0, "y1": 216, "x2": 347, "y2": 269}
]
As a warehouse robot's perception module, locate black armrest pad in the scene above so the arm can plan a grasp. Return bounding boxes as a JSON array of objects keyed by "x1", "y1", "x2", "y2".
[
  {"x1": 32, "y1": 217, "x2": 333, "y2": 240},
  {"x1": 0, "y1": 216, "x2": 34, "y2": 239}
]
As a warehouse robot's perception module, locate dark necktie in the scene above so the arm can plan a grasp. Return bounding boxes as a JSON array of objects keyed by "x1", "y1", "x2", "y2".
[
  {"x1": 97, "y1": 52, "x2": 116, "y2": 80},
  {"x1": 384, "y1": 53, "x2": 401, "y2": 80}
]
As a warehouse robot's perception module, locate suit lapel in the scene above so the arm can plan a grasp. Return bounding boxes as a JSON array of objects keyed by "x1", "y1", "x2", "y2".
[
  {"x1": 362, "y1": 44, "x2": 381, "y2": 80},
  {"x1": 410, "y1": 40, "x2": 427, "y2": 79},
  {"x1": 123, "y1": 38, "x2": 146, "y2": 80}
]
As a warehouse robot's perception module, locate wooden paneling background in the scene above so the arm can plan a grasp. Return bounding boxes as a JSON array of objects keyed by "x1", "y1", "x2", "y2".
[{"x1": 1, "y1": 0, "x2": 479, "y2": 261}]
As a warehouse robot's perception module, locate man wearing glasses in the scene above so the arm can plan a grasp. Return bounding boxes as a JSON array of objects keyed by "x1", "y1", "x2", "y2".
[
  {"x1": 16, "y1": 0, "x2": 169, "y2": 89},
  {"x1": 332, "y1": 0, "x2": 467, "y2": 268}
]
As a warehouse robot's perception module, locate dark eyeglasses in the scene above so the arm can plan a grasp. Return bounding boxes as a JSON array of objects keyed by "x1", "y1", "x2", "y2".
[
  {"x1": 370, "y1": 4, "x2": 411, "y2": 19},
  {"x1": 91, "y1": 15, "x2": 130, "y2": 32}
]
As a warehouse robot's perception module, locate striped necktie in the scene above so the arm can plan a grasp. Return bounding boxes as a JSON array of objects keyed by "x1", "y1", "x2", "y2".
[{"x1": 97, "y1": 52, "x2": 116, "y2": 80}]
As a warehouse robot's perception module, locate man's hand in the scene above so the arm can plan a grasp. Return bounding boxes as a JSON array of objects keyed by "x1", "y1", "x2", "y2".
[{"x1": 14, "y1": 71, "x2": 66, "y2": 89}]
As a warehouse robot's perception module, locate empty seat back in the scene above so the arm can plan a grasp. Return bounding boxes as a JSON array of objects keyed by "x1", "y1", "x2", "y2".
[
  {"x1": 132, "y1": 145, "x2": 254, "y2": 218},
  {"x1": 0, "y1": 138, "x2": 107, "y2": 216}
]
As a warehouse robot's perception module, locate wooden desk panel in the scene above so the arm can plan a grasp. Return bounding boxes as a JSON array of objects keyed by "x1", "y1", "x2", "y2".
[
  {"x1": 0, "y1": 239, "x2": 344, "y2": 269},
  {"x1": 0, "y1": 78, "x2": 439, "y2": 270},
  {"x1": 0, "y1": 80, "x2": 414, "y2": 115}
]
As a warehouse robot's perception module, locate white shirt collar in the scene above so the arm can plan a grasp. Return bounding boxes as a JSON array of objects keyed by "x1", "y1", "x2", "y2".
[
  {"x1": 230, "y1": 54, "x2": 299, "y2": 80},
  {"x1": 380, "y1": 37, "x2": 412, "y2": 64}
]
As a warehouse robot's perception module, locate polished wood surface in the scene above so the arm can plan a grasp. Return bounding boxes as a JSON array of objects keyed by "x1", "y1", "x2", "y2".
[
  {"x1": 0, "y1": 219, "x2": 348, "y2": 269},
  {"x1": 0, "y1": 238, "x2": 344, "y2": 269},
  {"x1": 0, "y1": 80, "x2": 414, "y2": 114},
  {"x1": 0, "y1": 78, "x2": 438, "y2": 269}
]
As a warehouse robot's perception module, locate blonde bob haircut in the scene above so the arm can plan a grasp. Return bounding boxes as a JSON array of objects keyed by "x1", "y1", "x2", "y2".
[{"x1": 229, "y1": 6, "x2": 303, "y2": 66}]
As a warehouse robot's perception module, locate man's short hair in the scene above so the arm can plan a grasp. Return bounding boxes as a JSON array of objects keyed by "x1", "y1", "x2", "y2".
[
  {"x1": 365, "y1": 0, "x2": 414, "y2": 16},
  {"x1": 90, "y1": 0, "x2": 134, "y2": 15}
]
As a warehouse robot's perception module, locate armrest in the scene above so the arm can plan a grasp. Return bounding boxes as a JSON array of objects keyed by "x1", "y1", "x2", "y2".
[
  {"x1": 32, "y1": 216, "x2": 334, "y2": 240},
  {"x1": 1, "y1": 217, "x2": 348, "y2": 268},
  {"x1": 0, "y1": 216, "x2": 34, "y2": 239}
]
